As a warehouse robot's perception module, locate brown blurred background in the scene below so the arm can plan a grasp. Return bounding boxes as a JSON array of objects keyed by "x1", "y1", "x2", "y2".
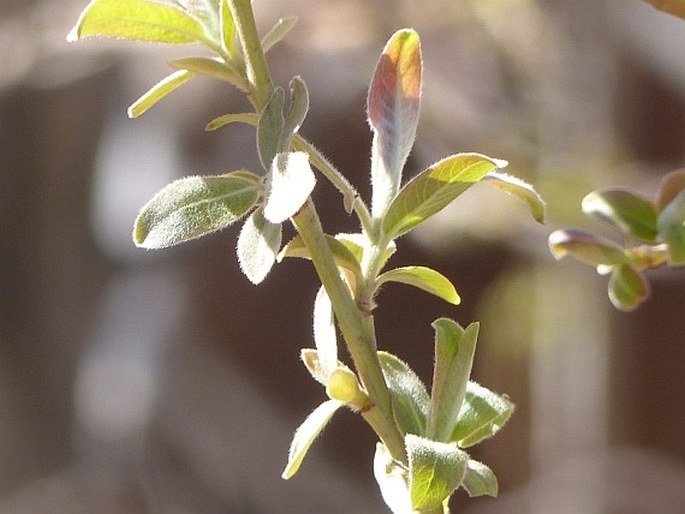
[{"x1": 1, "y1": 0, "x2": 684, "y2": 512}]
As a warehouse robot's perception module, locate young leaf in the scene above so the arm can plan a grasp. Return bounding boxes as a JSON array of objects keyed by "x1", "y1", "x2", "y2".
[
  {"x1": 282, "y1": 399, "x2": 343, "y2": 479},
  {"x1": 261, "y1": 16, "x2": 298, "y2": 53},
  {"x1": 281, "y1": 76, "x2": 310, "y2": 149},
  {"x1": 313, "y1": 286, "x2": 338, "y2": 378},
  {"x1": 300, "y1": 348, "x2": 329, "y2": 386},
  {"x1": 133, "y1": 171, "x2": 261, "y2": 249},
  {"x1": 278, "y1": 234, "x2": 363, "y2": 278},
  {"x1": 236, "y1": 207, "x2": 282, "y2": 284},
  {"x1": 655, "y1": 169, "x2": 685, "y2": 212},
  {"x1": 483, "y1": 171, "x2": 546, "y2": 223},
  {"x1": 451, "y1": 381, "x2": 514, "y2": 447},
  {"x1": 128, "y1": 69, "x2": 196, "y2": 118},
  {"x1": 461, "y1": 459, "x2": 498, "y2": 498},
  {"x1": 548, "y1": 229, "x2": 628, "y2": 267},
  {"x1": 373, "y1": 443, "x2": 413, "y2": 514},
  {"x1": 406, "y1": 434, "x2": 468, "y2": 511},
  {"x1": 258, "y1": 88, "x2": 285, "y2": 172},
  {"x1": 368, "y1": 29, "x2": 422, "y2": 218},
  {"x1": 428, "y1": 320, "x2": 479, "y2": 443},
  {"x1": 264, "y1": 152, "x2": 316, "y2": 224},
  {"x1": 608, "y1": 263, "x2": 650, "y2": 311},
  {"x1": 220, "y1": 0, "x2": 237, "y2": 58},
  {"x1": 382, "y1": 153, "x2": 507, "y2": 240},
  {"x1": 67, "y1": 0, "x2": 210, "y2": 46},
  {"x1": 378, "y1": 351, "x2": 430, "y2": 436},
  {"x1": 206, "y1": 112, "x2": 258, "y2": 131},
  {"x1": 657, "y1": 189, "x2": 685, "y2": 265},
  {"x1": 582, "y1": 189, "x2": 658, "y2": 242},
  {"x1": 376, "y1": 266, "x2": 460, "y2": 305},
  {"x1": 169, "y1": 56, "x2": 248, "y2": 91}
]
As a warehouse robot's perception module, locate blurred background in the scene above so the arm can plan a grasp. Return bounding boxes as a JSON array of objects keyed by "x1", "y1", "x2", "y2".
[{"x1": 1, "y1": 0, "x2": 685, "y2": 512}]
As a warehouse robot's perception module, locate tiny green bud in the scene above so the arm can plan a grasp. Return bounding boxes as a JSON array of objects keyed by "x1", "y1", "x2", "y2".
[{"x1": 326, "y1": 368, "x2": 362, "y2": 404}]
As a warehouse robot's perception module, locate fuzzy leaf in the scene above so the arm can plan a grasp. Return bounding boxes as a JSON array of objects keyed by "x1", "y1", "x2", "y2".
[
  {"x1": 548, "y1": 229, "x2": 628, "y2": 267},
  {"x1": 128, "y1": 69, "x2": 196, "y2": 118},
  {"x1": 368, "y1": 29, "x2": 422, "y2": 218},
  {"x1": 67, "y1": 0, "x2": 210, "y2": 45},
  {"x1": 452, "y1": 382, "x2": 514, "y2": 447},
  {"x1": 373, "y1": 443, "x2": 413, "y2": 514},
  {"x1": 237, "y1": 207, "x2": 282, "y2": 284},
  {"x1": 461, "y1": 459, "x2": 498, "y2": 498},
  {"x1": 376, "y1": 266, "x2": 460, "y2": 305},
  {"x1": 169, "y1": 56, "x2": 247, "y2": 90},
  {"x1": 483, "y1": 171, "x2": 546, "y2": 223},
  {"x1": 300, "y1": 349, "x2": 329, "y2": 386},
  {"x1": 406, "y1": 434, "x2": 468, "y2": 511},
  {"x1": 133, "y1": 171, "x2": 261, "y2": 249},
  {"x1": 608, "y1": 264, "x2": 650, "y2": 311},
  {"x1": 582, "y1": 189, "x2": 658, "y2": 242},
  {"x1": 258, "y1": 88, "x2": 285, "y2": 172},
  {"x1": 220, "y1": 0, "x2": 237, "y2": 58},
  {"x1": 378, "y1": 351, "x2": 430, "y2": 436},
  {"x1": 281, "y1": 76, "x2": 310, "y2": 148},
  {"x1": 264, "y1": 152, "x2": 316, "y2": 223},
  {"x1": 205, "y1": 112, "x2": 257, "y2": 131},
  {"x1": 658, "y1": 190, "x2": 685, "y2": 265},
  {"x1": 383, "y1": 153, "x2": 507, "y2": 240},
  {"x1": 428, "y1": 320, "x2": 479, "y2": 443},
  {"x1": 313, "y1": 286, "x2": 338, "y2": 378},
  {"x1": 261, "y1": 16, "x2": 298, "y2": 53},
  {"x1": 282, "y1": 399, "x2": 342, "y2": 479}
]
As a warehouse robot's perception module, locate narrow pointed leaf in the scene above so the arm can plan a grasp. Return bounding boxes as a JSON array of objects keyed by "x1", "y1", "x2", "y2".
[
  {"x1": 128, "y1": 69, "x2": 196, "y2": 118},
  {"x1": 582, "y1": 189, "x2": 658, "y2": 241},
  {"x1": 658, "y1": 190, "x2": 685, "y2": 265},
  {"x1": 483, "y1": 171, "x2": 546, "y2": 223},
  {"x1": 281, "y1": 76, "x2": 309, "y2": 148},
  {"x1": 461, "y1": 459, "x2": 498, "y2": 498},
  {"x1": 264, "y1": 152, "x2": 316, "y2": 223},
  {"x1": 373, "y1": 443, "x2": 413, "y2": 514},
  {"x1": 220, "y1": 0, "x2": 237, "y2": 57},
  {"x1": 277, "y1": 234, "x2": 362, "y2": 278},
  {"x1": 452, "y1": 381, "x2": 514, "y2": 447},
  {"x1": 608, "y1": 264, "x2": 650, "y2": 311},
  {"x1": 205, "y1": 112, "x2": 258, "y2": 131},
  {"x1": 237, "y1": 207, "x2": 282, "y2": 284},
  {"x1": 313, "y1": 286, "x2": 337, "y2": 377},
  {"x1": 261, "y1": 16, "x2": 298, "y2": 53},
  {"x1": 376, "y1": 266, "x2": 460, "y2": 305},
  {"x1": 378, "y1": 351, "x2": 430, "y2": 436},
  {"x1": 383, "y1": 153, "x2": 507, "y2": 240},
  {"x1": 428, "y1": 320, "x2": 479, "y2": 442},
  {"x1": 169, "y1": 56, "x2": 248, "y2": 90},
  {"x1": 258, "y1": 88, "x2": 285, "y2": 171},
  {"x1": 549, "y1": 229, "x2": 628, "y2": 267},
  {"x1": 368, "y1": 29, "x2": 422, "y2": 218},
  {"x1": 133, "y1": 171, "x2": 261, "y2": 249},
  {"x1": 406, "y1": 434, "x2": 468, "y2": 511},
  {"x1": 67, "y1": 0, "x2": 210, "y2": 45},
  {"x1": 282, "y1": 399, "x2": 342, "y2": 479}
]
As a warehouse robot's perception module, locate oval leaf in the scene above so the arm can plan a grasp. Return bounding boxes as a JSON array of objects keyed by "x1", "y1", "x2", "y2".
[
  {"x1": 655, "y1": 169, "x2": 685, "y2": 212},
  {"x1": 237, "y1": 207, "x2": 282, "y2": 284},
  {"x1": 378, "y1": 351, "x2": 430, "y2": 436},
  {"x1": 376, "y1": 266, "x2": 460, "y2": 305},
  {"x1": 128, "y1": 69, "x2": 196, "y2": 118},
  {"x1": 67, "y1": 0, "x2": 210, "y2": 45},
  {"x1": 608, "y1": 264, "x2": 650, "y2": 311},
  {"x1": 406, "y1": 434, "x2": 468, "y2": 511},
  {"x1": 264, "y1": 152, "x2": 316, "y2": 223},
  {"x1": 548, "y1": 229, "x2": 628, "y2": 267},
  {"x1": 452, "y1": 381, "x2": 514, "y2": 448},
  {"x1": 461, "y1": 459, "x2": 499, "y2": 498},
  {"x1": 258, "y1": 88, "x2": 285, "y2": 172},
  {"x1": 382, "y1": 153, "x2": 507, "y2": 240},
  {"x1": 282, "y1": 399, "x2": 342, "y2": 479},
  {"x1": 133, "y1": 172, "x2": 261, "y2": 249},
  {"x1": 281, "y1": 76, "x2": 310, "y2": 148},
  {"x1": 483, "y1": 171, "x2": 546, "y2": 223},
  {"x1": 582, "y1": 189, "x2": 658, "y2": 241}
]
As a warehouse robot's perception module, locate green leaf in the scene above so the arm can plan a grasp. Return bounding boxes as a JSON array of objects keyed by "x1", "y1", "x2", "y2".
[
  {"x1": 281, "y1": 76, "x2": 310, "y2": 148},
  {"x1": 368, "y1": 29, "x2": 422, "y2": 218},
  {"x1": 261, "y1": 16, "x2": 298, "y2": 53},
  {"x1": 428, "y1": 320, "x2": 479, "y2": 443},
  {"x1": 452, "y1": 381, "x2": 514, "y2": 447},
  {"x1": 373, "y1": 443, "x2": 412, "y2": 514},
  {"x1": 376, "y1": 266, "x2": 460, "y2": 305},
  {"x1": 127, "y1": 69, "x2": 196, "y2": 118},
  {"x1": 169, "y1": 56, "x2": 248, "y2": 90},
  {"x1": 582, "y1": 189, "x2": 658, "y2": 242},
  {"x1": 220, "y1": 0, "x2": 237, "y2": 58},
  {"x1": 133, "y1": 171, "x2": 261, "y2": 249},
  {"x1": 278, "y1": 234, "x2": 363, "y2": 279},
  {"x1": 205, "y1": 112, "x2": 258, "y2": 131},
  {"x1": 608, "y1": 264, "x2": 650, "y2": 311},
  {"x1": 258, "y1": 88, "x2": 285, "y2": 171},
  {"x1": 461, "y1": 459, "x2": 498, "y2": 497},
  {"x1": 382, "y1": 153, "x2": 507, "y2": 240},
  {"x1": 67, "y1": 0, "x2": 211, "y2": 46},
  {"x1": 548, "y1": 229, "x2": 628, "y2": 267},
  {"x1": 378, "y1": 351, "x2": 430, "y2": 436},
  {"x1": 483, "y1": 171, "x2": 546, "y2": 223},
  {"x1": 236, "y1": 207, "x2": 282, "y2": 284},
  {"x1": 313, "y1": 286, "x2": 338, "y2": 378},
  {"x1": 656, "y1": 169, "x2": 685, "y2": 212},
  {"x1": 282, "y1": 399, "x2": 342, "y2": 479},
  {"x1": 264, "y1": 152, "x2": 316, "y2": 223},
  {"x1": 406, "y1": 434, "x2": 468, "y2": 511},
  {"x1": 657, "y1": 190, "x2": 685, "y2": 265}
]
